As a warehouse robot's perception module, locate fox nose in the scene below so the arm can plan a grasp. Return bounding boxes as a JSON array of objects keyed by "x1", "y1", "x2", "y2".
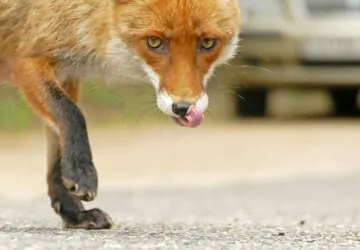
[{"x1": 172, "y1": 101, "x2": 192, "y2": 116}]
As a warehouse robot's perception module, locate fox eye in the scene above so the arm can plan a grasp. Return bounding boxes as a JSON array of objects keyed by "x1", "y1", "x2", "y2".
[
  {"x1": 146, "y1": 37, "x2": 163, "y2": 49},
  {"x1": 200, "y1": 37, "x2": 217, "y2": 52}
]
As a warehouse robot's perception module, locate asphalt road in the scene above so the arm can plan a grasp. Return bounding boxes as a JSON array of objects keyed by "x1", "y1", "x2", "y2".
[
  {"x1": 0, "y1": 121, "x2": 360, "y2": 249},
  {"x1": 1, "y1": 177, "x2": 360, "y2": 249}
]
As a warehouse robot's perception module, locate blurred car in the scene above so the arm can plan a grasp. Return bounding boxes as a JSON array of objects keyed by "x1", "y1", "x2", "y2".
[{"x1": 232, "y1": 0, "x2": 360, "y2": 117}]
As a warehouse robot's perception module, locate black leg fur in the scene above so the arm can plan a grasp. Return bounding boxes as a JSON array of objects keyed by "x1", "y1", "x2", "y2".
[
  {"x1": 47, "y1": 82, "x2": 98, "y2": 201},
  {"x1": 46, "y1": 127, "x2": 113, "y2": 229}
]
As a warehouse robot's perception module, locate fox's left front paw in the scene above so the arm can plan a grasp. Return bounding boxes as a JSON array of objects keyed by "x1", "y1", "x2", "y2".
[{"x1": 62, "y1": 153, "x2": 98, "y2": 202}]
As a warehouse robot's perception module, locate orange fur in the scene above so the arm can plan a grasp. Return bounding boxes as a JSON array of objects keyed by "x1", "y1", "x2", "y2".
[
  {"x1": 10, "y1": 58, "x2": 57, "y2": 125},
  {"x1": 118, "y1": 0, "x2": 241, "y2": 101}
]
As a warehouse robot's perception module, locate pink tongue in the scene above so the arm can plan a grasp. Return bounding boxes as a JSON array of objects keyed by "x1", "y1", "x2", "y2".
[{"x1": 175, "y1": 105, "x2": 204, "y2": 128}]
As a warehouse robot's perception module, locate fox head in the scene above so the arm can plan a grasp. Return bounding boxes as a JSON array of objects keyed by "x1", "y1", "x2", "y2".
[{"x1": 108, "y1": 0, "x2": 241, "y2": 127}]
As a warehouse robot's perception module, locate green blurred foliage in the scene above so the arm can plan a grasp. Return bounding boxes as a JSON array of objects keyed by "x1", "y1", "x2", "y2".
[{"x1": 0, "y1": 86, "x2": 36, "y2": 130}]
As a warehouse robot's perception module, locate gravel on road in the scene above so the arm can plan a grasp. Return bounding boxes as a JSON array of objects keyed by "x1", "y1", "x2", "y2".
[{"x1": 0, "y1": 177, "x2": 359, "y2": 249}]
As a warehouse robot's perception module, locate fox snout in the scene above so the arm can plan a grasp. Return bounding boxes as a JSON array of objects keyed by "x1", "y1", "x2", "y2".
[
  {"x1": 156, "y1": 89, "x2": 209, "y2": 128},
  {"x1": 172, "y1": 101, "x2": 192, "y2": 116},
  {"x1": 171, "y1": 100, "x2": 207, "y2": 128}
]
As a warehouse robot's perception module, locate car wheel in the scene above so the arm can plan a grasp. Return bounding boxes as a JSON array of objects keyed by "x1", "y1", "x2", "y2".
[
  {"x1": 235, "y1": 88, "x2": 268, "y2": 117},
  {"x1": 329, "y1": 87, "x2": 359, "y2": 117}
]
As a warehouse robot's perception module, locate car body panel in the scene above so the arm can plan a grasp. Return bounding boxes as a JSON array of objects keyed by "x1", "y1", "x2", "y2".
[{"x1": 234, "y1": 0, "x2": 360, "y2": 87}]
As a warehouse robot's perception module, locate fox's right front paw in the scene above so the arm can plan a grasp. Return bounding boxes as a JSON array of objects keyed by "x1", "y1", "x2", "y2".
[{"x1": 62, "y1": 154, "x2": 98, "y2": 202}]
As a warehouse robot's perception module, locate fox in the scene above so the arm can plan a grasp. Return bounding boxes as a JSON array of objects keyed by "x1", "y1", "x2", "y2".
[{"x1": 0, "y1": 0, "x2": 241, "y2": 229}]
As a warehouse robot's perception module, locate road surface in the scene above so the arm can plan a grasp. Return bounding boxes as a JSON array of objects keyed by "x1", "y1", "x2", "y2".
[{"x1": 0, "y1": 121, "x2": 359, "y2": 249}]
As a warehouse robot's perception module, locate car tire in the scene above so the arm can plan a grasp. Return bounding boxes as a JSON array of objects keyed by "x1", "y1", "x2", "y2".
[
  {"x1": 235, "y1": 88, "x2": 268, "y2": 117},
  {"x1": 329, "y1": 87, "x2": 359, "y2": 117}
]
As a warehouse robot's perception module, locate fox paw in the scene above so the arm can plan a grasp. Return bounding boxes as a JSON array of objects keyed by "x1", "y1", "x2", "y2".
[
  {"x1": 62, "y1": 155, "x2": 98, "y2": 201},
  {"x1": 62, "y1": 208, "x2": 114, "y2": 230}
]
